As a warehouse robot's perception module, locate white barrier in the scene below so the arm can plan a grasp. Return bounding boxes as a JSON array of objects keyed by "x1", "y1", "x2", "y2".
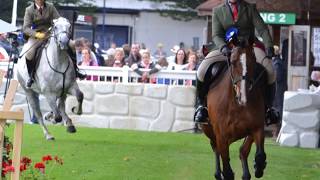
[
  {"x1": 277, "y1": 91, "x2": 320, "y2": 148},
  {"x1": 0, "y1": 62, "x2": 196, "y2": 86},
  {"x1": 0, "y1": 72, "x2": 196, "y2": 132}
]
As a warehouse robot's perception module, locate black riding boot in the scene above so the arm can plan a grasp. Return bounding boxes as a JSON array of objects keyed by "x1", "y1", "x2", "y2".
[
  {"x1": 26, "y1": 59, "x2": 35, "y2": 88},
  {"x1": 194, "y1": 79, "x2": 208, "y2": 124},
  {"x1": 265, "y1": 83, "x2": 280, "y2": 126},
  {"x1": 67, "y1": 48, "x2": 87, "y2": 80}
]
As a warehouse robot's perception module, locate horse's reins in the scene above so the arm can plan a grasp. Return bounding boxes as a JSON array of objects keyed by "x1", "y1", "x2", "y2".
[
  {"x1": 45, "y1": 27, "x2": 71, "y2": 98},
  {"x1": 18, "y1": 27, "x2": 53, "y2": 59}
]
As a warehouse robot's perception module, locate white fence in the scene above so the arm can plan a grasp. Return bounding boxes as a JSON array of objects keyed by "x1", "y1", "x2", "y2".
[{"x1": 0, "y1": 62, "x2": 196, "y2": 86}]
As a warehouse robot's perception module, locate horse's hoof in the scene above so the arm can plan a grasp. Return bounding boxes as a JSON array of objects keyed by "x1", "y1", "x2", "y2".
[
  {"x1": 214, "y1": 173, "x2": 223, "y2": 180},
  {"x1": 44, "y1": 112, "x2": 54, "y2": 121},
  {"x1": 46, "y1": 135, "x2": 55, "y2": 141},
  {"x1": 67, "y1": 125, "x2": 76, "y2": 133},
  {"x1": 255, "y1": 169, "x2": 263, "y2": 178},
  {"x1": 72, "y1": 107, "x2": 82, "y2": 115},
  {"x1": 54, "y1": 115, "x2": 62, "y2": 123}
]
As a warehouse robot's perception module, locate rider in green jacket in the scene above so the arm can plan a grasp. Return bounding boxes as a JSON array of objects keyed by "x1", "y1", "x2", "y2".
[{"x1": 194, "y1": 0, "x2": 279, "y2": 126}]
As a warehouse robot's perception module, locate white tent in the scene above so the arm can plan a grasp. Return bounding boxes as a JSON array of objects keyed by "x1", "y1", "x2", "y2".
[{"x1": 0, "y1": 19, "x2": 18, "y2": 34}]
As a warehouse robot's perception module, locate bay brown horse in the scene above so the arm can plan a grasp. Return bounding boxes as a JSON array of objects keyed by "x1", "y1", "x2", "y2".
[{"x1": 202, "y1": 42, "x2": 268, "y2": 180}]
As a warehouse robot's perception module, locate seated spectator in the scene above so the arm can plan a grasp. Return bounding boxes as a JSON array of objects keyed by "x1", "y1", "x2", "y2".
[
  {"x1": 167, "y1": 45, "x2": 180, "y2": 64},
  {"x1": 122, "y1": 44, "x2": 131, "y2": 59},
  {"x1": 112, "y1": 48, "x2": 126, "y2": 67},
  {"x1": 93, "y1": 43, "x2": 105, "y2": 66},
  {"x1": 131, "y1": 50, "x2": 161, "y2": 83},
  {"x1": 183, "y1": 52, "x2": 198, "y2": 86},
  {"x1": 125, "y1": 43, "x2": 141, "y2": 66},
  {"x1": 75, "y1": 38, "x2": 98, "y2": 65},
  {"x1": 153, "y1": 43, "x2": 167, "y2": 60},
  {"x1": 168, "y1": 48, "x2": 188, "y2": 70},
  {"x1": 79, "y1": 47, "x2": 98, "y2": 81},
  {"x1": 157, "y1": 57, "x2": 170, "y2": 85},
  {"x1": 183, "y1": 52, "x2": 197, "y2": 71}
]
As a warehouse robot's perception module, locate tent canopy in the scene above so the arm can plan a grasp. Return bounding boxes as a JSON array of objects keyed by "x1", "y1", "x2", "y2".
[{"x1": 0, "y1": 19, "x2": 18, "y2": 34}]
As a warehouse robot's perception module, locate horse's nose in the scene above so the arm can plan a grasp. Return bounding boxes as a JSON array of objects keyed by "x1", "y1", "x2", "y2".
[{"x1": 59, "y1": 34, "x2": 69, "y2": 45}]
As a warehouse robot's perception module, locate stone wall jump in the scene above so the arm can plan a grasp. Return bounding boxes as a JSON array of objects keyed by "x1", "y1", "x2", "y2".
[
  {"x1": 278, "y1": 91, "x2": 320, "y2": 148},
  {"x1": 1, "y1": 81, "x2": 196, "y2": 132}
]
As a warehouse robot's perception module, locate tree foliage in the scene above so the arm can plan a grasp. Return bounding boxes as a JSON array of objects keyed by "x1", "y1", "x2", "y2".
[
  {"x1": 139, "y1": 0, "x2": 207, "y2": 21},
  {"x1": 0, "y1": 0, "x2": 95, "y2": 23}
]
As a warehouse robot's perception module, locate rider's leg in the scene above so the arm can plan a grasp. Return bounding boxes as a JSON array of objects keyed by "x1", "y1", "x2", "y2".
[
  {"x1": 24, "y1": 38, "x2": 39, "y2": 88},
  {"x1": 194, "y1": 50, "x2": 226, "y2": 123},
  {"x1": 68, "y1": 40, "x2": 87, "y2": 80},
  {"x1": 254, "y1": 47, "x2": 279, "y2": 125}
]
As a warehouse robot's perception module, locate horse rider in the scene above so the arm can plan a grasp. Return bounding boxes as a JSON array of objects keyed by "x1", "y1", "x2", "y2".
[
  {"x1": 22, "y1": 0, "x2": 86, "y2": 88},
  {"x1": 194, "y1": 0, "x2": 279, "y2": 125}
]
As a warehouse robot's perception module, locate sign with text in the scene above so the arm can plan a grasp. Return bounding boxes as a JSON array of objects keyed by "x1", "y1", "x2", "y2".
[{"x1": 260, "y1": 12, "x2": 296, "y2": 25}]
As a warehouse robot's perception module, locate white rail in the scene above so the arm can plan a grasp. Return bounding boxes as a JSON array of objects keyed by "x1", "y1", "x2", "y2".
[{"x1": 0, "y1": 62, "x2": 196, "y2": 86}]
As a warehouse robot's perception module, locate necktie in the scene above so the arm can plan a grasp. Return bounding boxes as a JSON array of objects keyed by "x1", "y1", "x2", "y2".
[
  {"x1": 39, "y1": 7, "x2": 43, "y2": 15},
  {"x1": 232, "y1": 4, "x2": 238, "y2": 22}
]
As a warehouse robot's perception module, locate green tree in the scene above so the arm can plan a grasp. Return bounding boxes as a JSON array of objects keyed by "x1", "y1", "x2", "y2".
[
  {"x1": 139, "y1": 0, "x2": 207, "y2": 21},
  {"x1": 0, "y1": 0, "x2": 95, "y2": 23}
]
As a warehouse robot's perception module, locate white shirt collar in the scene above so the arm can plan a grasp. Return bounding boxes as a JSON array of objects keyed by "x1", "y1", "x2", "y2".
[{"x1": 35, "y1": 3, "x2": 44, "y2": 10}]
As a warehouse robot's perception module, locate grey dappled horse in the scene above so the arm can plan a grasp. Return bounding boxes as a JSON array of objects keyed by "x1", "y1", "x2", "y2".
[{"x1": 17, "y1": 17, "x2": 83, "y2": 140}]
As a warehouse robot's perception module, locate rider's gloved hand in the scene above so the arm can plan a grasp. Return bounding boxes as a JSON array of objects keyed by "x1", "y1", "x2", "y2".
[
  {"x1": 35, "y1": 32, "x2": 46, "y2": 39},
  {"x1": 220, "y1": 45, "x2": 231, "y2": 56},
  {"x1": 266, "y1": 46, "x2": 274, "y2": 59}
]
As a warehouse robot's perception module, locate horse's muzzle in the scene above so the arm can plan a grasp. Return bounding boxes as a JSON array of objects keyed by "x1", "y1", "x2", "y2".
[{"x1": 58, "y1": 33, "x2": 70, "y2": 50}]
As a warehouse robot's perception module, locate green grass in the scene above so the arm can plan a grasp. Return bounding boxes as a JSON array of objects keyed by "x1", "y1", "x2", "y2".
[{"x1": 5, "y1": 124, "x2": 320, "y2": 180}]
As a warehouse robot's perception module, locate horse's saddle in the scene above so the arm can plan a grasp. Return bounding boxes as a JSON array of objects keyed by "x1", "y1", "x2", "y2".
[
  {"x1": 206, "y1": 59, "x2": 268, "y2": 91},
  {"x1": 28, "y1": 41, "x2": 47, "y2": 79},
  {"x1": 206, "y1": 61, "x2": 228, "y2": 90}
]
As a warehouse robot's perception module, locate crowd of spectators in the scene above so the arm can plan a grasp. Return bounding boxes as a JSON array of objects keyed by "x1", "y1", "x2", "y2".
[
  {"x1": 0, "y1": 33, "x2": 202, "y2": 85},
  {"x1": 73, "y1": 37, "x2": 203, "y2": 85}
]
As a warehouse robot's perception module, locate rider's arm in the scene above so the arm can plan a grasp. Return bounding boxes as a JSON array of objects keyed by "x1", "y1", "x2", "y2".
[
  {"x1": 51, "y1": 4, "x2": 61, "y2": 19},
  {"x1": 212, "y1": 7, "x2": 226, "y2": 50},
  {"x1": 250, "y1": 4, "x2": 273, "y2": 48},
  {"x1": 23, "y1": 7, "x2": 36, "y2": 37}
]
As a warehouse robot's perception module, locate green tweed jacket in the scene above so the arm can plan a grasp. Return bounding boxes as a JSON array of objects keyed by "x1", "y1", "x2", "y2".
[
  {"x1": 212, "y1": 0, "x2": 273, "y2": 50},
  {"x1": 23, "y1": 2, "x2": 60, "y2": 38}
]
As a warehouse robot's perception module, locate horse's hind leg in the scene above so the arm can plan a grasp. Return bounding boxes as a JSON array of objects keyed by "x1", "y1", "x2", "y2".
[
  {"x1": 57, "y1": 96, "x2": 76, "y2": 133},
  {"x1": 240, "y1": 136, "x2": 254, "y2": 180},
  {"x1": 253, "y1": 129, "x2": 266, "y2": 178},
  {"x1": 26, "y1": 91, "x2": 54, "y2": 140},
  {"x1": 69, "y1": 84, "x2": 83, "y2": 115}
]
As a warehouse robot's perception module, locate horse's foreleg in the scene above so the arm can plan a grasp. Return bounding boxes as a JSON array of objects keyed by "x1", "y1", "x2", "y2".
[
  {"x1": 240, "y1": 136, "x2": 254, "y2": 180},
  {"x1": 26, "y1": 91, "x2": 54, "y2": 140},
  {"x1": 57, "y1": 96, "x2": 76, "y2": 133},
  {"x1": 68, "y1": 84, "x2": 83, "y2": 115},
  {"x1": 45, "y1": 94, "x2": 62, "y2": 123},
  {"x1": 253, "y1": 129, "x2": 266, "y2": 178},
  {"x1": 210, "y1": 141, "x2": 222, "y2": 180},
  {"x1": 217, "y1": 140, "x2": 234, "y2": 180}
]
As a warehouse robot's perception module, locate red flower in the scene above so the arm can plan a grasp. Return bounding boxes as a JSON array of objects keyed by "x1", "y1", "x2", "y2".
[
  {"x1": 34, "y1": 162, "x2": 45, "y2": 174},
  {"x1": 21, "y1": 157, "x2": 32, "y2": 166},
  {"x1": 42, "y1": 155, "x2": 52, "y2": 163},
  {"x1": 2, "y1": 161, "x2": 8, "y2": 168},
  {"x1": 54, "y1": 156, "x2": 63, "y2": 165},
  {"x1": 20, "y1": 164, "x2": 27, "y2": 172},
  {"x1": 3, "y1": 165, "x2": 15, "y2": 175},
  {"x1": 34, "y1": 162, "x2": 45, "y2": 169}
]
